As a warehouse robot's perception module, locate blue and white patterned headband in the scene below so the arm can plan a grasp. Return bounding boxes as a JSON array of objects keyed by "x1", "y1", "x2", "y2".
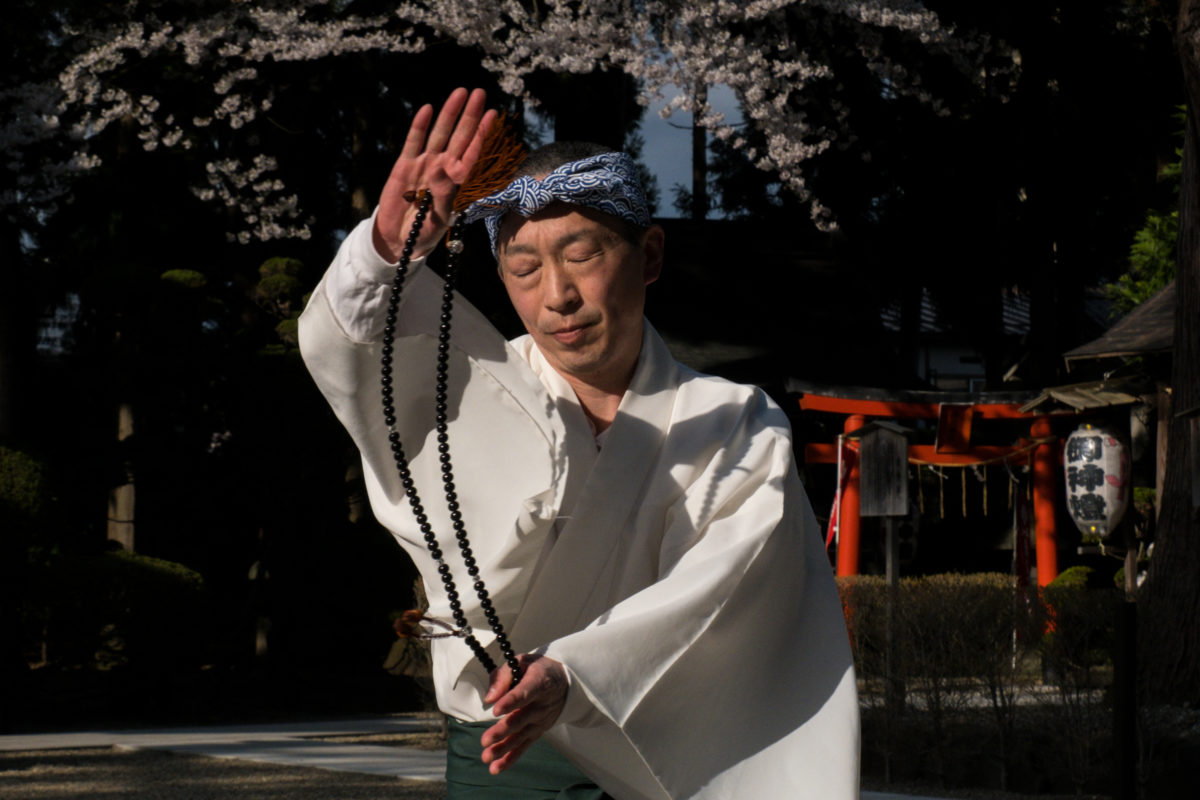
[{"x1": 462, "y1": 152, "x2": 651, "y2": 254}]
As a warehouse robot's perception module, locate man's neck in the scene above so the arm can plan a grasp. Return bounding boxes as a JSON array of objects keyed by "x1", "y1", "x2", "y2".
[
  {"x1": 566, "y1": 378, "x2": 625, "y2": 434},
  {"x1": 553, "y1": 352, "x2": 640, "y2": 434},
  {"x1": 533, "y1": 334, "x2": 644, "y2": 435}
]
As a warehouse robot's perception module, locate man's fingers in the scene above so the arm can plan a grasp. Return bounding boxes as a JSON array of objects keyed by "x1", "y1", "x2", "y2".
[
  {"x1": 425, "y1": 87, "x2": 469, "y2": 154},
  {"x1": 491, "y1": 678, "x2": 534, "y2": 717},
  {"x1": 480, "y1": 702, "x2": 561, "y2": 774},
  {"x1": 371, "y1": 87, "x2": 494, "y2": 261},
  {"x1": 448, "y1": 108, "x2": 499, "y2": 184},
  {"x1": 484, "y1": 660, "x2": 515, "y2": 706},
  {"x1": 477, "y1": 655, "x2": 567, "y2": 774},
  {"x1": 445, "y1": 88, "x2": 489, "y2": 160},
  {"x1": 491, "y1": 669, "x2": 547, "y2": 717},
  {"x1": 399, "y1": 103, "x2": 434, "y2": 162},
  {"x1": 481, "y1": 711, "x2": 539, "y2": 773},
  {"x1": 487, "y1": 739, "x2": 534, "y2": 775},
  {"x1": 480, "y1": 710, "x2": 519, "y2": 749},
  {"x1": 490, "y1": 655, "x2": 552, "y2": 716}
]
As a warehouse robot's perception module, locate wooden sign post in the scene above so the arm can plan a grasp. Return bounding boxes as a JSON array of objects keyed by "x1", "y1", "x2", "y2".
[
  {"x1": 857, "y1": 421, "x2": 911, "y2": 586},
  {"x1": 850, "y1": 420, "x2": 911, "y2": 716}
]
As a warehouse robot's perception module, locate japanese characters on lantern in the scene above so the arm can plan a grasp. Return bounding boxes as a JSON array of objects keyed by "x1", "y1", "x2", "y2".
[{"x1": 1063, "y1": 423, "x2": 1129, "y2": 538}]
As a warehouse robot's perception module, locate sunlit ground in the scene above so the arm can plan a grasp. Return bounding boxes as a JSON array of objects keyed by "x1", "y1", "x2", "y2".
[{"x1": 0, "y1": 748, "x2": 446, "y2": 800}]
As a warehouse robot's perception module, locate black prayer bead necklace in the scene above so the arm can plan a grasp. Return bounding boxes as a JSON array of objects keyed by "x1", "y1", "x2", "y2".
[{"x1": 380, "y1": 189, "x2": 521, "y2": 684}]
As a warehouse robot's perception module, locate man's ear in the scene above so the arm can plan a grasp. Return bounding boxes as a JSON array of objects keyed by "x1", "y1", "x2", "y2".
[{"x1": 641, "y1": 225, "x2": 665, "y2": 286}]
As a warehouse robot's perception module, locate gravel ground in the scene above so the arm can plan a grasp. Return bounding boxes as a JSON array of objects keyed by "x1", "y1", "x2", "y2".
[
  {"x1": 0, "y1": 747, "x2": 447, "y2": 800},
  {"x1": 859, "y1": 779, "x2": 1098, "y2": 800},
  {"x1": 3, "y1": 747, "x2": 1099, "y2": 800},
  {"x1": 307, "y1": 731, "x2": 448, "y2": 751},
  {"x1": 2, "y1": 730, "x2": 1112, "y2": 800}
]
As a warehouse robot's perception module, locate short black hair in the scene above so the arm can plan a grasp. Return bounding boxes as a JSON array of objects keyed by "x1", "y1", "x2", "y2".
[
  {"x1": 517, "y1": 141, "x2": 612, "y2": 179},
  {"x1": 514, "y1": 141, "x2": 649, "y2": 245}
]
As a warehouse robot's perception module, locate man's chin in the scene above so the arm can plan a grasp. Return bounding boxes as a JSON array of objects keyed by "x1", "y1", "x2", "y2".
[
  {"x1": 537, "y1": 333, "x2": 596, "y2": 360},
  {"x1": 542, "y1": 349, "x2": 606, "y2": 381}
]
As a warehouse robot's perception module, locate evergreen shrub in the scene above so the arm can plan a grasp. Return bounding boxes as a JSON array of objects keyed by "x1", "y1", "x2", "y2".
[
  {"x1": 0, "y1": 445, "x2": 50, "y2": 520},
  {"x1": 43, "y1": 549, "x2": 208, "y2": 672}
]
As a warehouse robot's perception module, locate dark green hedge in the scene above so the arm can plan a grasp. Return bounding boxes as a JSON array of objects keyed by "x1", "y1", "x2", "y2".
[{"x1": 38, "y1": 549, "x2": 208, "y2": 672}]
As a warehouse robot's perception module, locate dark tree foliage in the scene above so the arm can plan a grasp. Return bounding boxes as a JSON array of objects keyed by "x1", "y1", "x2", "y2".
[
  {"x1": 1, "y1": 1, "x2": 510, "y2": 721},
  {"x1": 1, "y1": 0, "x2": 666, "y2": 724},
  {"x1": 701, "y1": 2, "x2": 1178, "y2": 389}
]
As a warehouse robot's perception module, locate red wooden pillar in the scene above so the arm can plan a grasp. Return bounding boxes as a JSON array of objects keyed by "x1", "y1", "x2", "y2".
[
  {"x1": 1031, "y1": 417, "x2": 1059, "y2": 587},
  {"x1": 837, "y1": 414, "x2": 865, "y2": 577}
]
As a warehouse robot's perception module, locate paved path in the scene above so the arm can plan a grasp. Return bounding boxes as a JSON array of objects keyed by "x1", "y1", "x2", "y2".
[
  {"x1": 0, "y1": 717, "x2": 446, "y2": 781},
  {"x1": 0, "y1": 716, "x2": 940, "y2": 798}
]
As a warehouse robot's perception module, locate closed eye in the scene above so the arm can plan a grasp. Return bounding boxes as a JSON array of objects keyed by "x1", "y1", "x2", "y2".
[
  {"x1": 565, "y1": 249, "x2": 602, "y2": 264},
  {"x1": 505, "y1": 260, "x2": 540, "y2": 279}
]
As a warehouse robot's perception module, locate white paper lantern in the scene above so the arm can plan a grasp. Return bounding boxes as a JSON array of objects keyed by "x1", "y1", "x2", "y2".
[{"x1": 1063, "y1": 423, "x2": 1130, "y2": 538}]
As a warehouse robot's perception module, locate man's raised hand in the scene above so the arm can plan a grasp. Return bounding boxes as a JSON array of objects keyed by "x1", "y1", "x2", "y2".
[{"x1": 372, "y1": 88, "x2": 497, "y2": 263}]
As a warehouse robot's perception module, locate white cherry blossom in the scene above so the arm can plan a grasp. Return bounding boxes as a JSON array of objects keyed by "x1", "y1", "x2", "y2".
[{"x1": 2, "y1": 0, "x2": 1008, "y2": 238}]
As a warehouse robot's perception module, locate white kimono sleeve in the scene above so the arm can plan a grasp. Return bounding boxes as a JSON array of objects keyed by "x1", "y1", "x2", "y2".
[{"x1": 298, "y1": 213, "x2": 575, "y2": 722}]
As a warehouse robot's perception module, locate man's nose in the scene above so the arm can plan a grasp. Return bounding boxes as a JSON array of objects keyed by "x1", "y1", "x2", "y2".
[{"x1": 543, "y1": 263, "x2": 581, "y2": 312}]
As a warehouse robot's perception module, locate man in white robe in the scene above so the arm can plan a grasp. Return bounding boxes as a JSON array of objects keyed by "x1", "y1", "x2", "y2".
[{"x1": 299, "y1": 88, "x2": 859, "y2": 799}]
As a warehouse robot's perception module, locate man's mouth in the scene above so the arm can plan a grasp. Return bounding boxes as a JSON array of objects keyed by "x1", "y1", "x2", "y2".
[{"x1": 549, "y1": 322, "x2": 593, "y2": 344}]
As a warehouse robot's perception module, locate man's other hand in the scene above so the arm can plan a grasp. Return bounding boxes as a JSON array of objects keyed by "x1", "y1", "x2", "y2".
[{"x1": 480, "y1": 654, "x2": 569, "y2": 774}]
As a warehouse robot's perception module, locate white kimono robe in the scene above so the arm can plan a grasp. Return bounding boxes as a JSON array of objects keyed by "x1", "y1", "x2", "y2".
[{"x1": 298, "y1": 214, "x2": 860, "y2": 799}]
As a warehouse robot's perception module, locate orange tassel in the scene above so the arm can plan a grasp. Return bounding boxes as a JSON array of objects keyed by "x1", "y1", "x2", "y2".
[
  {"x1": 393, "y1": 609, "x2": 427, "y2": 639},
  {"x1": 453, "y1": 114, "x2": 527, "y2": 213},
  {"x1": 392, "y1": 608, "x2": 464, "y2": 639}
]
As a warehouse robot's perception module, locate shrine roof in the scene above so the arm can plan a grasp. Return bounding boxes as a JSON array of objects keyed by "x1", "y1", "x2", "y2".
[{"x1": 1063, "y1": 281, "x2": 1174, "y2": 365}]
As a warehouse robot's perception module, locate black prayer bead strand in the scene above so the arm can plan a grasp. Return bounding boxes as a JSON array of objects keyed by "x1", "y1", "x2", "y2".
[
  {"x1": 379, "y1": 192, "x2": 497, "y2": 676},
  {"x1": 439, "y1": 215, "x2": 523, "y2": 685}
]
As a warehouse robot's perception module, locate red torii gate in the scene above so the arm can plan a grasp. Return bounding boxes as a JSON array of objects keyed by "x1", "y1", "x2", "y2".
[{"x1": 797, "y1": 389, "x2": 1063, "y2": 587}]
